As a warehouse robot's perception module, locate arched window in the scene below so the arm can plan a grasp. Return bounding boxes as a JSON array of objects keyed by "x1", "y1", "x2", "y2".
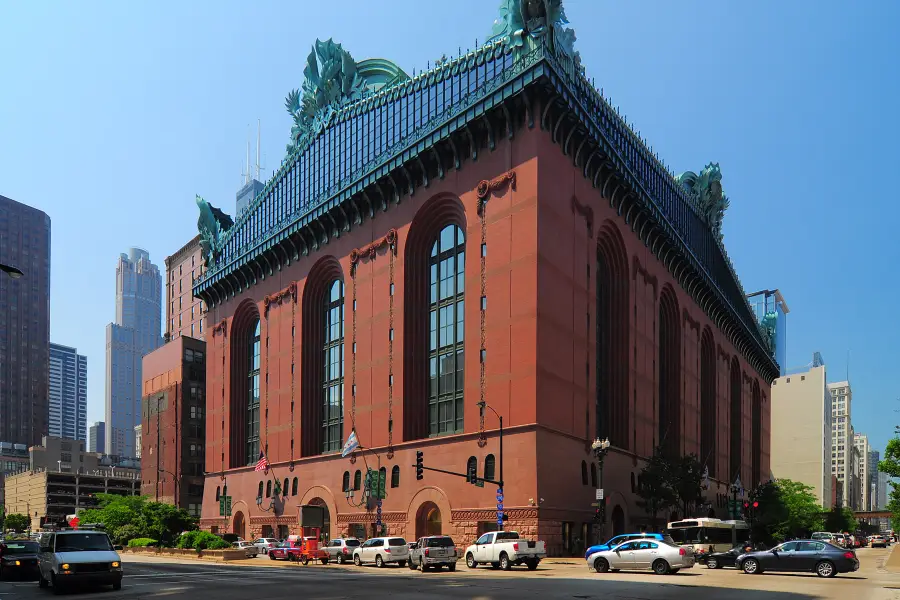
[
  {"x1": 353, "y1": 469, "x2": 361, "y2": 491},
  {"x1": 700, "y1": 329, "x2": 716, "y2": 477},
  {"x1": 581, "y1": 460, "x2": 588, "y2": 485},
  {"x1": 257, "y1": 482, "x2": 263, "y2": 499},
  {"x1": 247, "y1": 319, "x2": 261, "y2": 464},
  {"x1": 730, "y1": 357, "x2": 742, "y2": 481},
  {"x1": 342, "y1": 471, "x2": 350, "y2": 492},
  {"x1": 467, "y1": 456, "x2": 477, "y2": 481},
  {"x1": 266, "y1": 480, "x2": 272, "y2": 498},
  {"x1": 658, "y1": 286, "x2": 681, "y2": 456},
  {"x1": 283, "y1": 478, "x2": 289, "y2": 497},
  {"x1": 378, "y1": 466, "x2": 387, "y2": 495},
  {"x1": 215, "y1": 486, "x2": 221, "y2": 501},
  {"x1": 752, "y1": 382, "x2": 762, "y2": 486},
  {"x1": 596, "y1": 226, "x2": 630, "y2": 449},
  {"x1": 484, "y1": 454, "x2": 496, "y2": 482},
  {"x1": 322, "y1": 279, "x2": 345, "y2": 453},
  {"x1": 291, "y1": 477, "x2": 298, "y2": 497},
  {"x1": 590, "y1": 463, "x2": 598, "y2": 488},
  {"x1": 391, "y1": 465, "x2": 400, "y2": 488},
  {"x1": 428, "y1": 224, "x2": 465, "y2": 435}
]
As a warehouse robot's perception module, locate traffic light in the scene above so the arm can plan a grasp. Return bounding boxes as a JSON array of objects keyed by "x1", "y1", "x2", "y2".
[
  {"x1": 415, "y1": 451, "x2": 424, "y2": 480},
  {"x1": 467, "y1": 462, "x2": 478, "y2": 485}
]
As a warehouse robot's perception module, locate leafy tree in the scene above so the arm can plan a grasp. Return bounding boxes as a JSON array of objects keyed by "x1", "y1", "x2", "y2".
[
  {"x1": 770, "y1": 480, "x2": 823, "y2": 542},
  {"x1": 878, "y1": 438, "x2": 900, "y2": 477},
  {"x1": 669, "y1": 453, "x2": 703, "y2": 518},
  {"x1": 0, "y1": 505, "x2": 5, "y2": 530},
  {"x1": 887, "y1": 483, "x2": 900, "y2": 533},
  {"x1": 824, "y1": 505, "x2": 857, "y2": 533},
  {"x1": 176, "y1": 530, "x2": 230, "y2": 550},
  {"x1": 78, "y1": 494, "x2": 196, "y2": 546},
  {"x1": 4, "y1": 513, "x2": 30, "y2": 531},
  {"x1": 635, "y1": 446, "x2": 677, "y2": 531}
]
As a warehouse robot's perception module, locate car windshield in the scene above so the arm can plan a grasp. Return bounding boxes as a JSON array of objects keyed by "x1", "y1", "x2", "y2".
[
  {"x1": 425, "y1": 537, "x2": 455, "y2": 547},
  {"x1": 3, "y1": 541, "x2": 39, "y2": 554},
  {"x1": 55, "y1": 534, "x2": 112, "y2": 552}
]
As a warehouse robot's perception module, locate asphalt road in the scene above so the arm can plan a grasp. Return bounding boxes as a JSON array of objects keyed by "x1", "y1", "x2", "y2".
[{"x1": 0, "y1": 548, "x2": 896, "y2": 600}]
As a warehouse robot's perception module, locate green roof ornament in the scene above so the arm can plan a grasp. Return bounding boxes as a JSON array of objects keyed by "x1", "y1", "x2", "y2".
[
  {"x1": 488, "y1": 0, "x2": 581, "y2": 68},
  {"x1": 196, "y1": 194, "x2": 234, "y2": 268},
  {"x1": 675, "y1": 163, "x2": 730, "y2": 241}
]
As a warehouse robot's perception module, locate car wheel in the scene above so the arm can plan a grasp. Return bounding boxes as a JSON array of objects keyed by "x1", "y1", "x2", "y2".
[
  {"x1": 466, "y1": 553, "x2": 477, "y2": 569},
  {"x1": 375, "y1": 554, "x2": 384, "y2": 568},
  {"x1": 112, "y1": 581, "x2": 122, "y2": 591},
  {"x1": 448, "y1": 563, "x2": 456, "y2": 572},
  {"x1": 420, "y1": 559, "x2": 429, "y2": 572},
  {"x1": 38, "y1": 572, "x2": 48, "y2": 588},
  {"x1": 408, "y1": 559, "x2": 417, "y2": 571},
  {"x1": 269, "y1": 552, "x2": 276, "y2": 560},
  {"x1": 499, "y1": 553, "x2": 511, "y2": 571},
  {"x1": 816, "y1": 560, "x2": 836, "y2": 578},
  {"x1": 337, "y1": 553, "x2": 345, "y2": 565},
  {"x1": 526, "y1": 559, "x2": 538, "y2": 571},
  {"x1": 301, "y1": 556, "x2": 309, "y2": 566},
  {"x1": 51, "y1": 574, "x2": 64, "y2": 595},
  {"x1": 490, "y1": 562, "x2": 500, "y2": 569},
  {"x1": 652, "y1": 559, "x2": 670, "y2": 575},
  {"x1": 706, "y1": 558, "x2": 718, "y2": 569},
  {"x1": 321, "y1": 558, "x2": 329, "y2": 565},
  {"x1": 353, "y1": 554, "x2": 362, "y2": 566},
  {"x1": 397, "y1": 560, "x2": 405, "y2": 568},
  {"x1": 742, "y1": 558, "x2": 760, "y2": 574},
  {"x1": 594, "y1": 557, "x2": 609, "y2": 573}
]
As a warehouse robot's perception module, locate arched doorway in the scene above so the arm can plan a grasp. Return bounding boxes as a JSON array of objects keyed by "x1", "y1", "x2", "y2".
[
  {"x1": 611, "y1": 505, "x2": 625, "y2": 537},
  {"x1": 415, "y1": 501, "x2": 442, "y2": 539},
  {"x1": 232, "y1": 511, "x2": 246, "y2": 540},
  {"x1": 307, "y1": 497, "x2": 331, "y2": 541}
]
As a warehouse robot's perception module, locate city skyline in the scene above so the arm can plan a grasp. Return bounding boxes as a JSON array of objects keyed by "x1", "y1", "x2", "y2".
[{"x1": 0, "y1": 1, "x2": 898, "y2": 462}]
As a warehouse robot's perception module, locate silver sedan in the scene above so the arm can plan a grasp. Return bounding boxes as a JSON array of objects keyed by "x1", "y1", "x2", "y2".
[{"x1": 587, "y1": 538, "x2": 694, "y2": 575}]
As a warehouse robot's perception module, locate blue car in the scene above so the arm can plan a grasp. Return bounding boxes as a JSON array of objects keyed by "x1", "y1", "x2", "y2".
[{"x1": 584, "y1": 533, "x2": 673, "y2": 560}]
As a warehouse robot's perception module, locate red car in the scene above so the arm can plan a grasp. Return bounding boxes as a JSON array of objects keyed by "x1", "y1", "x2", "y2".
[{"x1": 268, "y1": 540, "x2": 302, "y2": 561}]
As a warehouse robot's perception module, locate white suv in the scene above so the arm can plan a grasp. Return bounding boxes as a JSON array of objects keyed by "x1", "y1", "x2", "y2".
[
  {"x1": 352, "y1": 537, "x2": 409, "y2": 567},
  {"x1": 324, "y1": 538, "x2": 361, "y2": 564},
  {"x1": 38, "y1": 530, "x2": 123, "y2": 592}
]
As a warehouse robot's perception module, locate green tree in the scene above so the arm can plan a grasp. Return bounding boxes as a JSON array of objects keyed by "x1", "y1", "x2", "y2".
[
  {"x1": 635, "y1": 446, "x2": 677, "y2": 531},
  {"x1": 771, "y1": 480, "x2": 823, "y2": 541},
  {"x1": 669, "y1": 453, "x2": 703, "y2": 518},
  {"x1": 824, "y1": 505, "x2": 857, "y2": 533},
  {"x1": 4, "y1": 513, "x2": 30, "y2": 531},
  {"x1": 78, "y1": 494, "x2": 196, "y2": 546},
  {"x1": 887, "y1": 483, "x2": 900, "y2": 533},
  {"x1": 0, "y1": 505, "x2": 5, "y2": 530},
  {"x1": 878, "y1": 438, "x2": 900, "y2": 477}
]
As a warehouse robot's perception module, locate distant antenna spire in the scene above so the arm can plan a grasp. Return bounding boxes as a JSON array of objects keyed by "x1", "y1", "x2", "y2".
[
  {"x1": 256, "y1": 119, "x2": 261, "y2": 181},
  {"x1": 246, "y1": 139, "x2": 251, "y2": 185}
]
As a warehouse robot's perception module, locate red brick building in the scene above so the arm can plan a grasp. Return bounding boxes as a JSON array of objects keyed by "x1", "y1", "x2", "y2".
[
  {"x1": 165, "y1": 236, "x2": 205, "y2": 341},
  {"x1": 194, "y1": 11, "x2": 777, "y2": 555}
]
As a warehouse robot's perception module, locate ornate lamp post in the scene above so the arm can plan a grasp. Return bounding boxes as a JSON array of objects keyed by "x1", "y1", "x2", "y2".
[{"x1": 591, "y1": 437, "x2": 611, "y2": 537}]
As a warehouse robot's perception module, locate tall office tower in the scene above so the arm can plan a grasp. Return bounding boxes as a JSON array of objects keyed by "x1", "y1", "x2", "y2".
[
  {"x1": 0, "y1": 195, "x2": 51, "y2": 447},
  {"x1": 828, "y1": 381, "x2": 853, "y2": 507},
  {"x1": 105, "y1": 248, "x2": 162, "y2": 458},
  {"x1": 164, "y1": 236, "x2": 205, "y2": 341},
  {"x1": 747, "y1": 289, "x2": 789, "y2": 376},
  {"x1": 48, "y1": 344, "x2": 87, "y2": 442},
  {"x1": 869, "y1": 450, "x2": 881, "y2": 510},
  {"x1": 854, "y1": 433, "x2": 871, "y2": 510},
  {"x1": 878, "y1": 472, "x2": 889, "y2": 510},
  {"x1": 88, "y1": 422, "x2": 105, "y2": 454}
]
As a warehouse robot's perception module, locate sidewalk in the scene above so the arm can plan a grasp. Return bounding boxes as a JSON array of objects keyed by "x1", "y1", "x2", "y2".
[{"x1": 123, "y1": 553, "x2": 581, "y2": 568}]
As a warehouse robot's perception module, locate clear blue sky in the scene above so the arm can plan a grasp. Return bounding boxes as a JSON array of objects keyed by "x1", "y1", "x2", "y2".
[{"x1": 1, "y1": 1, "x2": 897, "y2": 457}]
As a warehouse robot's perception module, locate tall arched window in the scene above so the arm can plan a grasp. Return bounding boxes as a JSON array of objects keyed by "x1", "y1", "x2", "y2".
[
  {"x1": 257, "y1": 482, "x2": 263, "y2": 499},
  {"x1": 658, "y1": 287, "x2": 681, "y2": 456},
  {"x1": 342, "y1": 471, "x2": 350, "y2": 492},
  {"x1": 467, "y1": 456, "x2": 477, "y2": 481},
  {"x1": 391, "y1": 465, "x2": 400, "y2": 488},
  {"x1": 700, "y1": 329, "x2": 716, "y2": 477},
  {"x1": 751, "y1": 381, "x2": 762, "y2": 486},
  {"x1": 283, "y1": 478, "x2": 289, "y2": 497},
  {"x1": 590, "y1": 463, "x2": 598, "y2": 487},
  {"x1": 730, "y1": 357, "x2": 742, "y2": 481},
  {"x1": 247, "y1": 319, "x2": 261, "y2": 464},
  {"x1": 266, "y1": 480, "x2": 272, "y2": 498},
  {"x1": 215, "y1": 486, "x2": 221, "y2": 501},
  {"x1": 596, "y1": 225, "x2": 630, "y2": 449},
  {"x1": 353, "y1": 469, "x2": 361, "y2": 491},
  {"x1": 322, "y1": 279, "x2": 345, "y2": 453},
  {"x1": 428, "y1": 224, "x2": 465, "y2": 436},
  {"x1": 292, "y1": 477, "x2": 298, "y2": 496},
  {"x1": 484, "y1": 454, "x2": 496, "y2": 482},
  {"x1": 581, "y1": 460, "x2": 588, "y2": 485}
]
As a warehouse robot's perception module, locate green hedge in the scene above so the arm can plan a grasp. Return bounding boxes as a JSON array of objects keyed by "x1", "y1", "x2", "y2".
[
  {"x1": 176, "y1": 530, "x2": 231, "y2": 551},
  {"x1": 128, "y1": 538, "x2": 158, "y2": 548}
]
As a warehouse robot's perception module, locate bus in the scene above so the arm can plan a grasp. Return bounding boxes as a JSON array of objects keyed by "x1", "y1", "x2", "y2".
[{"x1": 666, "y1": 518, "x2": 750, "y2": 554}]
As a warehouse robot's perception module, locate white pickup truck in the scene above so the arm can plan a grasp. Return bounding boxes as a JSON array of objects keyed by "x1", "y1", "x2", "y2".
[{"x1": 464, "y1": 531, "x2": 546, "y2": 570}]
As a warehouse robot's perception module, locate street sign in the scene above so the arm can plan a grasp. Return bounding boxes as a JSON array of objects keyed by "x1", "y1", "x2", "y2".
[
  {"x1": 596, "y1": 488, "x2": 604, "y2": 500},
  {"x1": 376, "y1": 499, "x2": 383, "y2": 527},
  {"x1": 496, "y1": 488, "x2": 504, "y2": 502},
  {"x1": 68, "y1": 517, "x2": 79, "y2": 529}
]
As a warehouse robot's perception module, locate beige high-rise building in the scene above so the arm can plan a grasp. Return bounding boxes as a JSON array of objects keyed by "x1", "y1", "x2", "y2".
[
  {"x1": 828, "y1": 381, "x2": 853, "y2": 507},
  {"x1": 771, "y1": 359, "x2": 833, "y2": 508},
  {"x1": 854, "y1": 433, "x2": 870, "y2": 510}
]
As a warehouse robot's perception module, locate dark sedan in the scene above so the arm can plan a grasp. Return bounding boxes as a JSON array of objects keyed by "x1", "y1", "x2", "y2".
[
  {"x1": 0, "y1": 540, "x2": 40, "y2": 579},
  {"x1": 737, "y1": 540, "x2": 859, "y2": 578},
  {"x1": 702, "y1": 545, "x2": 752, "y2": 569}
]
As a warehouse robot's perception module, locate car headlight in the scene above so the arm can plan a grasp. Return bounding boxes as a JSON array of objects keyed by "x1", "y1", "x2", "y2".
[
  {"x1": 111, "y1": 561, "x2": 120, "y2": 568},
  {"x1": 61, "y1": 563, "x2": 70, "y2": 570},
  {"x1": 14, "y1": 560, "x2": 21, "y2": 566}
]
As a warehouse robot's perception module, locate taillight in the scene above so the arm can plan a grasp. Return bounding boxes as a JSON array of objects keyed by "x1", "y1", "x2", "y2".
[
  {"x1": 679, "y1": 548, "x2": 686, "y2": 556},
  {"x1": 342, "y1": 548, "x2": 349, "y2": 554},
  {"x1": 843, "y1": 552, "x2": 854, "y2": 559},
  {"x1": 424, "y1": 548, "x2": 430, "y2": 557},
  {"x1": 384, "y1": 548, "x2": 391, "y2": 553},
  {"x1": 513, "y1": 543, "x2": 519, "y2": 551},
  {"x1": 453, "y1": 547, "x2": 458, "y2": 556}
]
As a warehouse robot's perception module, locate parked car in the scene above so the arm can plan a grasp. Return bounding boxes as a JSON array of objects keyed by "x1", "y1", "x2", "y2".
[
  {"x1": 352, "y1": 537, "x2": 409, "y2": 568},
  {"x1": 464, "y1": 531, "x2": 546, "y2": 571},
  {"x1": 588, "y1": 538, "x2": 694, "y2": 575},
  {"x1": 233, "y1": 541, "x2": 258, "y2": 558},
  {"x1": 251, "y1": 538, "x2": 281, "y2": 555},
  {"x1": 584, "y1": 533, "x2": 674, "y2": 560},
  {"x1": 811, "y1": 532, "x2": 839, "y2": 546},
  {"x1": 408, "y1": 536, "x2": 458, "y2": 572},
  {"x1": 737, "y1": 540, "x2": 858, "y2": 577},
  {"x1": 268, "y1": 540, "x2": 300, "y2": 561},
  {"x1": 0, "y1": 540, "x2": 41, "y2": 579},
  {"x1": 871, "y1": 535, "x2": 888, "y2": 548},
  {"x1": 323, "y1": 538, "x2": 361, "y2": 564},
  {"x1": 701, "y1": 544, "x2": 752, "y2": 569},
  {"x1": 37, "y1": 530, "x2": 124, "y2": 592}
]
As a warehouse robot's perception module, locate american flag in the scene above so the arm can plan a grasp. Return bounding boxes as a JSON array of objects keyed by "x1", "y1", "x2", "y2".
[{"x1": 254, "y1": 451, "x2": 268, "y2": 473}]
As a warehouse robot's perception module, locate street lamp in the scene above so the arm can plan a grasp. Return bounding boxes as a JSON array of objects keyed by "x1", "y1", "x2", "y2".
[
  {"x1": 256, "y1": 495, "x2": 275, "y2": 513},
  {"x1": 0, "y1": 263, "x2": 23, "y2": 279},
  {"x1": 476, "y1": 400, "x2": 505, "y2": 531},
  {"x1": 591, "y1": 437, "x2": 611, "y2": 533}
]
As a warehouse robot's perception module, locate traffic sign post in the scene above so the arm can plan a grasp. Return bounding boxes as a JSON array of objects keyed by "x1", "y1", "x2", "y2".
[
  {"x1": 596, "y1": 488, "x2": 604, "y2": 501},
  {"x1": 376, "y1": 499, "x2": 383, "y2": 528},
  {"x1": 496, "y1": 488, "x2": 505, "y2": 530}
]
